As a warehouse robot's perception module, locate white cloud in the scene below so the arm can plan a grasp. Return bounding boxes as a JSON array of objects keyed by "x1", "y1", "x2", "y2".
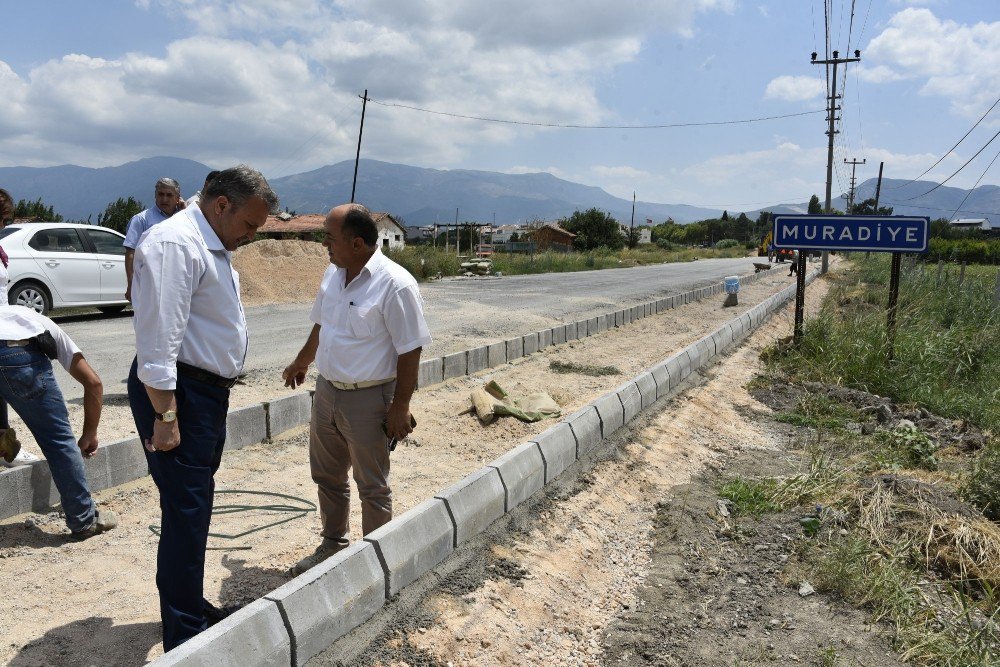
[
  {"x1": 764, "y1": 75, "x2": 826, "y2": 102},
  {"x1": 864, "y1": 8, "x2": 1000, "y2": 117},
  {"x1": 856, "y1": 64, "x2": 906, "y2": 83}
]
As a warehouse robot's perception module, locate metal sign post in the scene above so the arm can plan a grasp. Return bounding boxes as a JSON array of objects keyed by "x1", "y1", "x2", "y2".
[
  {"x1": 773, "y1": 214, "x2": 929, "y2": 349},
  {"x1": 886, "y1": 252, "x2": 902, "y2": 362}
]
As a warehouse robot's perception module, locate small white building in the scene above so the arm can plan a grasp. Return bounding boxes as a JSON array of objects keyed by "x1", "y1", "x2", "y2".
[
  {"x1": 492, "y1": 224, "x2": 526, "y2": 243},
  {"x1": 949, "y1": 218, "x2": 992, "y2": 232},
  {"x1": 619, "y1": 224, "x2": 652, "y2": 244},
  {"x1": 372, "y1": 212, "x2": 407, "y2": 250}
]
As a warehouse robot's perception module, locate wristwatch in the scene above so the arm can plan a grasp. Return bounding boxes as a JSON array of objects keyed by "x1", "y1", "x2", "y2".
[{"x1": 155, "y1": 410, "x2": 178, "y2": 423}]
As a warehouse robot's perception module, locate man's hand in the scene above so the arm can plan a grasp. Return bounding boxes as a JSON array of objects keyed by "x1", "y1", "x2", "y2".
[
  {"x1": 78, "y1": 433, "x2": 99, "y2": 458},
  {"x1": 146, "y1": 419, "x2": 181, "y2": 453},
  {"x1": 282, "y1": 359, "x2": 310, "y2": 388},
  {"x1": 385, "y1": 402, "x2": 415, "y2": 441}
]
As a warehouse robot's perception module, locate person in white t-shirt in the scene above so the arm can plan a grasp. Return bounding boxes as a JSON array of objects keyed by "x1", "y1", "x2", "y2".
[{"x1": 0, "y1": 305, "x2": 117, "y2": 539}]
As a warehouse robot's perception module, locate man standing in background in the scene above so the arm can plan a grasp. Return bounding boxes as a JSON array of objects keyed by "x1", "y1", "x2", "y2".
[
  {"x1": 123, "y1": 177, "x2": 183, "y2": 302},
  {"x1": 128, "y1": 165, "x2": 277, "y2": 651}
]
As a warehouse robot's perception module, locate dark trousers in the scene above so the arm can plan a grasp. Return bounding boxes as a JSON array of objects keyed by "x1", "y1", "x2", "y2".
[{"x1": 127, "y1": 358, "x2": 229, "y2": 652}]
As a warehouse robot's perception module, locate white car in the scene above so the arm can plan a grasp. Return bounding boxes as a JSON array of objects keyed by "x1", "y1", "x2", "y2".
[{"x1": 0, "y1": 222, "x2": 129, "y2": 315}]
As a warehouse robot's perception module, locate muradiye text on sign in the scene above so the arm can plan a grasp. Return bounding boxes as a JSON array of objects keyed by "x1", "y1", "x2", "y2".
[{"x1": 772, "y1": 215, "x2": 930, "y2": 253}]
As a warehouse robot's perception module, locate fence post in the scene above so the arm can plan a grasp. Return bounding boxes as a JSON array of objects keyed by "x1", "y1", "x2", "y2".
[{"x1": 936, "y1": 260, "x2": 943, "y2": 286}]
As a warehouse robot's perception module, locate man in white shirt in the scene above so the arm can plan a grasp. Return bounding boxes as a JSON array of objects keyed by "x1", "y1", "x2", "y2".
[
  {"x1": 127, "y1": 165, "x2": 277, "y2": 652},
  {"x1": 0, "y1": 305, "x2": 115, "y2": 538},
  {"x1": 123, "y1": 177, "x2": 184, "y2": 302},
  {"x1": 283, "y1": 204, "x2": 431, "y2": 575},
  {"x1": 185, "y1": 170, "x2": 221, "y2": 208}
]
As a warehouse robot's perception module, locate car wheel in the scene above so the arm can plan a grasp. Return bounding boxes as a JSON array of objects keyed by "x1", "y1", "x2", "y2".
[
  {"x1": 10, "y1": 282, "x2": 52, "y2": 315},
  {"x1": 98, "y1": 305, "x2": 127, "y2": 315}
]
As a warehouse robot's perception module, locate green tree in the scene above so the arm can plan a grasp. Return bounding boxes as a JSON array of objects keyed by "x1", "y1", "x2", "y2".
[
  {"x1": 97, "y1": 196, "x2": 145, "y2": 234},
  {"x1": 561, "y1": 208, "x2": 624, "y2": 251},
  {"x1": 13, "y1": 197, "x2": 62, "y2": 222},
  {"x1": 849, "y1": 198, "x2": 893, "y2": 216},
  {"x1": 721, "y1": 210, "x2": 729, "y2": 221},
  {"x1": 807, "y1": 194, "x2": 823, "y2": 214}
]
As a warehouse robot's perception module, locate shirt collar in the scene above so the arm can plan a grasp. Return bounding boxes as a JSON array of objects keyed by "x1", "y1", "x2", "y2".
[{"x1": 190, "y1": 206, "x2": 226, "y2": 252}]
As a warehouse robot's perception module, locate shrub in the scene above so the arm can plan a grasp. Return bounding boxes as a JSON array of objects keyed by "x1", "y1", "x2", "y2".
[
  {"x1": 714, "y1": 238, "x2": 740, "y2": 249},
  {"x1": 962, "y1": 443, "x2": 1000, "y2": 520}
]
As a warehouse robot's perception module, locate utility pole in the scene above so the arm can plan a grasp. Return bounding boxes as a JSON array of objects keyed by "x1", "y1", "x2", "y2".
[
  {"x1": 630, "y1": 192, "x2": 636, "y2": 249},
  {"x1": 455, "y1": 207, "x2": 460, "y2": 257},
  {"x1": 812, "y1": 49, "x2": 860, "y2": 273},
  {"x1": 844, "y1": 158, "x2": 866, "y2": 212},
  {"x1": 351, "y1": 89, "x2": 369, "y2": 203}
]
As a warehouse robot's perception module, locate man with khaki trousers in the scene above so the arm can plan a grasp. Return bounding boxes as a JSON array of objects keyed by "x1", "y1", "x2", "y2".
[{"x1": 283, "y1": 204, "x2": 430, "y2": 575}]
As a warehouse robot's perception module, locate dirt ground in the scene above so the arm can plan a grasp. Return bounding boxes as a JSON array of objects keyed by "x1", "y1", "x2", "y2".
[
  {"x1": 321, "y1": 266, "x2": 900, "y2": 667},
  {"x1": 2, "y1": 265, "x2": 826, "y2": 667}
]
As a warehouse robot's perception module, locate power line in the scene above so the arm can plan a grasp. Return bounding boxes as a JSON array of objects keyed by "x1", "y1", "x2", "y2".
[
  {"x1": 889, "y1": 96, "x2": 1000, "y2": 189},
  {"x1": 905, "y1": 129, "x2": 1000, "y2": 199},
  {"x1": 878, "y1": 200, "x2": 1000, "y2": 217},
  {"x1": 366, "y1": 98, "x2": 824, "y2": 129},
  {"x1": 846, "y1": 0, "x2": 857, "y2": 53},
  {"x1": 945, "y1": 146, "x2": 1000, "y2": 221}
]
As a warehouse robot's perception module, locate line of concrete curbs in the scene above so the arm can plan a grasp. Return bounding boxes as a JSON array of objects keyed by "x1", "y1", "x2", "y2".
[
  {"x1": 0, "y1": 268, "x2": 783, "y2": 523},
  {"x1": 150, "y1": 268, "x2": 818, "y2": 667}
]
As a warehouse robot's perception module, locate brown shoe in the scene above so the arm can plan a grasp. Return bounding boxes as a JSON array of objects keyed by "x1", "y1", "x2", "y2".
[
  {"x1": 71, "y1": 509, "x2": 119, "y2": 541},
  {"x1": 0, "y1": 428, "x2": 21, "y2": 463},
  {"x1": 289, "y1": 537, "x2": 349, "y2": 576}
]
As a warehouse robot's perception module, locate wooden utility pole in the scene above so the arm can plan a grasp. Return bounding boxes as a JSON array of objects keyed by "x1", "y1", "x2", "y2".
[
  {"x1": 351, "y1": 89, "x2": 369, "y2": 203},
  {"x1": 630, "y1": 192, "x2": 636, "y2": 249},
  {"x1": 844, "y1": 157, "x2": 866, "y2": 212},
  {"x1": 812, "y1": 50, "x2": 860, "y2": 273}
]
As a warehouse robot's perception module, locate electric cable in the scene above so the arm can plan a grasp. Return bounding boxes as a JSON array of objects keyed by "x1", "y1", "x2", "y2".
[
  {"x1": 148, "y1": 489, "x2": 316, "y2": 550},
  {"x1": 889, "y1": 96, "x2": 1000, "y2": 189},
  {"x1": 945, "y1": 146, "x2": 1000, "y2": 222},
  {"x1": 904, "y1": 129, "x2": 1000, "y2": 200},
  {"x1": 366, "y1": 98, "x2": 824, "y2": 129}
]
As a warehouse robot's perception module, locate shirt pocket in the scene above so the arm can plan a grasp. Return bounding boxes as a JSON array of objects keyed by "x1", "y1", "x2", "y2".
[{"x1": 349, "y1": 304, "x2": 373, "y2": 338}]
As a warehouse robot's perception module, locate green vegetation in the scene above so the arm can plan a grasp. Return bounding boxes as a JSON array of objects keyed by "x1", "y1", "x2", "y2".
[
  {"x1": 13, "y1": 197, "x2": 62, "y2": 222},
  {"x1": 97, "y1": 196, "x2": 144, "y2": 234},
  {"x1": 548, "y1": 360, "x2": 620, "y2": 377},
  {"x1": 925, "y1": 237, "x2": 1000, "y2": 264},
  {"x1": 772, "y1": 255, "x2": 999, "y2": 433},
  {"x1": 773, "y1": 393, "x2": 860, "y2": 430},
  {"x1": 560, "y1": 207, "x2": 625, "y2": 251},
  {"x1": 719, "y1": 477, "x2": 781, "y2": 517}
]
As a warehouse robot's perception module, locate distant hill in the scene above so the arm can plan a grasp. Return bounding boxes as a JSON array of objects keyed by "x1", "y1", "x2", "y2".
[
  {"x1": 0, "y1": 157, "x2": 213, "y2": 221},
  {"x1": 1, "y1": 157, "x2": 996, "y2": 227}
]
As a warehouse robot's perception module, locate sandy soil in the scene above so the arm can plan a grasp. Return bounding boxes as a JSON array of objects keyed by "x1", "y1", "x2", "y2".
[{"x1": 1, "y1": 265, "x2": 813, "y2": 667}]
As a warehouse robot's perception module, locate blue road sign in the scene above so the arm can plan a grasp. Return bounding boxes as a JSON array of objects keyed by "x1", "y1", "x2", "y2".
[{"x1": 773, "y1": 215, "x2": 930, "y2": 253}]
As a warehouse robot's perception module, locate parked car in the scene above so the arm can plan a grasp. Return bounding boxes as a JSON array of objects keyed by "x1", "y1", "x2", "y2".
[{"x1": 0, "y1": 222, "x2": 129, "y2": 315}]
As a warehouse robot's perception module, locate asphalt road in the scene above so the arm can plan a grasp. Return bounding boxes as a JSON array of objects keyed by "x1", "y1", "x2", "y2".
[{"x1": 51, "y1": 256, "x2": 768, "y2": 400}]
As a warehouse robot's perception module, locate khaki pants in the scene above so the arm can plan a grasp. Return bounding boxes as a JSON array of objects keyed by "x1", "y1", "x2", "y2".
[{"x1": 310, "y1": 376, "x2": 395, "y2": 539}]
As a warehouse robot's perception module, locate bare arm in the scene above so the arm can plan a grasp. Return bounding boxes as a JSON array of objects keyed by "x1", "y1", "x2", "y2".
[
  {"x1": 67, "y1": 353, "x2": 103, "y2": 457},
  {"x1": 124, "y1": 247, "x2": 135, "y2": 302},
  {"x1": 282, "y1": 323, "x2": 321, "y2": 388},
  {"x1": 386, "y1": 347, "x2": 421, "y2": 440}
]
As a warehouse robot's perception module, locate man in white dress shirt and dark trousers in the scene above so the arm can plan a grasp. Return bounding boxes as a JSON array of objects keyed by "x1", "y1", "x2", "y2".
[
  {"x1": 127, "y1": 165, "x2": 277, "y2": 651},
  {"x1": 283, "y1": 203, "x2": 431, "y2": 575},
  {"x1": 123, "y1": 177, "x2": 184, "y2": 302}
]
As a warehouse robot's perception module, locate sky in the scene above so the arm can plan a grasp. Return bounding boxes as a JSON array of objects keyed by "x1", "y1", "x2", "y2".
[{"x1": 2, "y1": 0, "x2": 998, "y2": 211}]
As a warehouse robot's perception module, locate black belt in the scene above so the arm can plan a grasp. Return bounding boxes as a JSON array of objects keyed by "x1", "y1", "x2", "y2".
[{"x1": 177, "y1": 361, "x2": 238, "y2": 389}]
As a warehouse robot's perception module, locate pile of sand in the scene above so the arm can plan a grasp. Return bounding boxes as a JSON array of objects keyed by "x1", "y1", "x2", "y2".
[{"x1": 233, "y1": 239, "x2": 330, "y2": 304}]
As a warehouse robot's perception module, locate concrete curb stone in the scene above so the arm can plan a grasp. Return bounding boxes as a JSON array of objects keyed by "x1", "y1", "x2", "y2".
[
  {"x1": 566, "y1": 405, "x2": 602, "y2": 458},
  {"x1": 592, "y1": 392, "x2": 625, "y2": 439},
  {"x1": 363, "y1": 498, "x2": 453, "y2": 597},
  {"x1": 564, "y1": 322, "x2": 578, "y2": 341},
  {"x1": 617, "y1": 381, "x2": 642, "y2": 423},
  {"x1": 537, "y1": 329, "x2": 553, "y2": 350},
  {"x1": 533, "y1": 423, "x2": 576, "y2": 483},
  {"x1": 264, "y1": 542, "x2": 384, "y2": 665},
  {"x1": 151, "y1": 599, "x2": 290, "y2": 667},
  {"x1": 488, "y1": 341, "x2": 507, "y2": 367},
  {"x1": 505, "y1": 337, "x2": 524, "y2": 362},
  {"x1": 522, "y1": 332, "x2": 539, "y2": 356},
  {"x1": 224, "y1": 404, "x2": 267, "y2": 452},
  {"x1": 435, "y1": 467, "x2": 506, "y2": 547},
  {"x1": 487, "y1": 442, "x2": 545, "y2": 511},
  {"x1": 443, "y1": 351, "x2": 468, "y2": 380},
  {"x1": 417, "y1": 357, "x2": 443, "y2": 389},
  {"x1": 265, "y1": 393, "x2": 312, "y2": 439},
  {"x1": 552, "y1": 326, "x2": 566, "y2": 345},
  {"x1": 650, "y1": 363, "x2": 670, "y2": 400},
  {"x1": 635, "y1": 371, "x2": 657, "y2": 409},
  {"x1": 467, "y1": 346, "x2": 489, "y2": 374}
]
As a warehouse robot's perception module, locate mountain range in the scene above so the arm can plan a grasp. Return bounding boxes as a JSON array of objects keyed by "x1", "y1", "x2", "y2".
[{"x1": 0, "y1": 156, "x2": 997, "y2": 227}]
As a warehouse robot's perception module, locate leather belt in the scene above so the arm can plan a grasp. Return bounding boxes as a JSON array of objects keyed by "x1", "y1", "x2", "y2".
[
  {"x1": 1, "y1": 340, "x2": 30, "y2": 347},
  {"x1": 327, "y1": 377, "x2": 395, "y2": 391},
  {"x1": 177, "y1": 361, "x2": 239, "y2": 389}
]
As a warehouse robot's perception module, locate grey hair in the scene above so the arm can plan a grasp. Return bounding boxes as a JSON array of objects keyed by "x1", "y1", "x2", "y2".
[
  {"x1": 202, "y1": 164, "x2": 279, "y2": 213},
  {"x1": 155, "y1": 177, "x2": 180, "y2": 193}
]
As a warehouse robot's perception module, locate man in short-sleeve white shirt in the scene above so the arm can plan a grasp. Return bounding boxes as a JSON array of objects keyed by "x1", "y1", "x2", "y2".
[
  {"x1": 283, "y1": 204, "x2": 430, "y2": 575},
  {"x1": 123, "y1": 177, "x2": 183, "y2": 302}
]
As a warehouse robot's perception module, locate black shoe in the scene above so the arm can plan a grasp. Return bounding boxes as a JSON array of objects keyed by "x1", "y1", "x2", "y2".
[{"x1": 203, "y1": 600, "x2": 241, "y2": 627}]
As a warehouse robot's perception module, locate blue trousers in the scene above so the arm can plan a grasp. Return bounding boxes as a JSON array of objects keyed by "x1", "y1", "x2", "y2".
[
  {"x1": 128, "y1": 358, "x2": 229, "y2": 652},
  {"x1": 0, "y1": 341, "x2": 95, "y2": 532}
]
